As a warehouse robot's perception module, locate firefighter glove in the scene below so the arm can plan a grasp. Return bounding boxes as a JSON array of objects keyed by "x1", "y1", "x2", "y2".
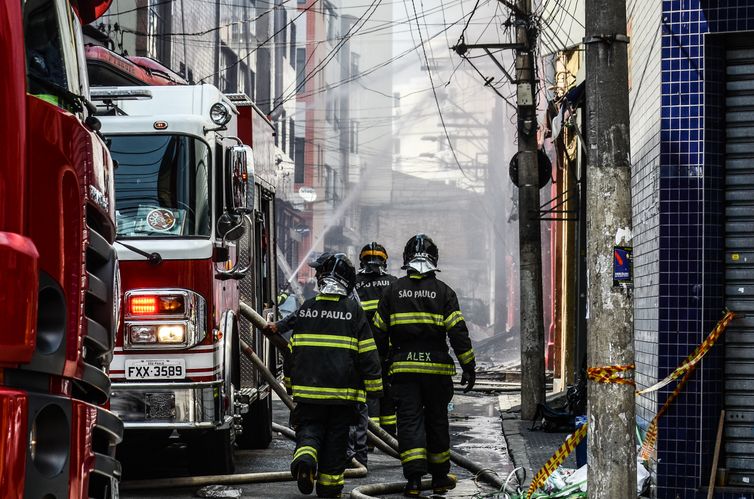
[{"x1": 461, "y1": 369, "x2": 476, "y2": 393}]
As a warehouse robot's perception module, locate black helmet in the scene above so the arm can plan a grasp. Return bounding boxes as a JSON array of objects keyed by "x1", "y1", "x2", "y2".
[
  {"x1": 402, "y1": 234, "x2": 439, "y2": 273},
  {"x1": 359, "y1": 242, "x2": 388, "y2": 270},
  {"x1": 313, "y1": 253, "x2": 356, "y2": 295}
]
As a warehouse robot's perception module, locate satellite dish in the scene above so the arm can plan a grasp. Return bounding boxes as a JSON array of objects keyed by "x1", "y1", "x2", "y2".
[{"x1": 298, "y1": 187, "x2": 317, "y2": 203}]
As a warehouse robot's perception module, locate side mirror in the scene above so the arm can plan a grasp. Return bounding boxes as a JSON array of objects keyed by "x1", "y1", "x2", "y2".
[
  {"x1": 217, "y1": 212, "x2": 245, "y2": 241},
  {"x1": 227, "y1": 145, "x2": 255, "y2": 214}
]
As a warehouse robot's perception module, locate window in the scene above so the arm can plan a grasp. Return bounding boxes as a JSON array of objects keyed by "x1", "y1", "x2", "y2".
[
  {"x1": 111, "y1": 134, "x2": 211, "y2": 238},
  {"x1": 325, "y1": 2, "x2": 337, "y2": 44},
  {"x1": 24, "y1": 0, "x2": 69, "y2": 103},
  {"x1": 294, "y1": 137, "x2": 305, "y2": 183},
  {"x1": 290, "y1": 23, "x2": 297, "y2": 68},
  {"x1": 146, "y1": 0, "x2": 171, "y2": 62},
  {"x1": 281, "y1": 112, "x2": 287, "y2": 154},
  {"x1": 296, "y1": 48, "x2": 307, "y2": 91},
  {"x1": 289, "y1": 119, "x2": 296, "y2": 159},
  {"x1": 351, "y1": 52, "x2": 360, "y2": 77}
]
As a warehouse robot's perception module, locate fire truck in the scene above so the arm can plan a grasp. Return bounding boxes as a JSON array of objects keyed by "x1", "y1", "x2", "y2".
[
  {"x1": 93, "y1": 84, "x2": 278, "y2": 474},
  {"x1": 0, "y1": 0, "x2": 122, "y2": 498}
]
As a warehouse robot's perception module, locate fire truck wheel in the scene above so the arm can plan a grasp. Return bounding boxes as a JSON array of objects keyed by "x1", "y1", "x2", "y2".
[
  {"x1": 236, "y1": 391, "x2": 273, "y2": 449},
  {"x1": 187, "y1": 428, "x2": 235, "y2": 475}
]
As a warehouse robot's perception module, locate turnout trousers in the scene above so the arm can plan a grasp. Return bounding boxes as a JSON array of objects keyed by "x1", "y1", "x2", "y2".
[
  {"x1": 391, "y1": 373, "x2": 454, "y2": 479},
  {"x1": 291, "y1": 403, "x2": 356, "y2": 496}
]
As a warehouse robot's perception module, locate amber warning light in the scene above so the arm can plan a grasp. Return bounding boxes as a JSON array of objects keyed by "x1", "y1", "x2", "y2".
[{"x1": 128, "y1": 294, "x2": 185, "y2": 316}]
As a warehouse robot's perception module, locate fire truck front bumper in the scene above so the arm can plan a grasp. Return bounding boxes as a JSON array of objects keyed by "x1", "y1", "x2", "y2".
[{"x1": 110, "y1": 381, "x2": 230, "y2": 429}]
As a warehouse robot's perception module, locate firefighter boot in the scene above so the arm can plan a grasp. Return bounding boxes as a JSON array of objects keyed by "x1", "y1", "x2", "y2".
[
  {"x1": 296, "y1": 461, "x2": 316, "y2": 495},
  {"x1": 431, "y1": 473, "x2": 457, "y2": 494},
  {"x1": 404, "y1": 475, "x2": 423, "y2": 497}
]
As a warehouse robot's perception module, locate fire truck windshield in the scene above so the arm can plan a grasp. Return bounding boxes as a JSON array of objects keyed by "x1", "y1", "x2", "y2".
[{"x1": 111, "y1": 134, "x2": 211, "y2": 238}]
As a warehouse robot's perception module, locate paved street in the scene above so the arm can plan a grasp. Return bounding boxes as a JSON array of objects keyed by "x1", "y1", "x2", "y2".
[{"x1": 121, "y1": 392, "x2": 511, "y2": 498}]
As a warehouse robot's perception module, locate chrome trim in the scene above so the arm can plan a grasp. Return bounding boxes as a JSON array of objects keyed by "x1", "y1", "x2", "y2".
[
  {"x1": 114, "y1": 381, "x2": 220, "y2": 390},
  {"x1": 110, "y1": 381, "x2": 227, "y2": 427},
  {"x1": 123, "y1": 288, "x2": 206, "y2": 350}
]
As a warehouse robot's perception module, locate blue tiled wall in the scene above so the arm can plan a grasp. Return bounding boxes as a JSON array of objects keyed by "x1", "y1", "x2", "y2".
[{"x1": 658, "y1": 1, "x2": 754, "y2": 498}]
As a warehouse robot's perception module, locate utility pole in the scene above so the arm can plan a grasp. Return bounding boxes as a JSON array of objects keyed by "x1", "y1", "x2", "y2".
[
  {"x1": 450, "y1": 1, "x2": 546, "y2": 420},
  {"x1": 514, "y1": 0, "x2": 545, "y2": 420},
  {"x1": 584, "y1": 0, "x2": 636, "y2": 496}
]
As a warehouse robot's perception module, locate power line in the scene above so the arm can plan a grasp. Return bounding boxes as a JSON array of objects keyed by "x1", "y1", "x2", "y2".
[
  {"x1": 271, "y1": 0, "x2": 383, "y2": 114},
  {"x1": 198, "y1": 0, "x2": 320, "y2": 83},
  {"x1": 407, "y1": 0, "x2": 473, "y2": 184}
]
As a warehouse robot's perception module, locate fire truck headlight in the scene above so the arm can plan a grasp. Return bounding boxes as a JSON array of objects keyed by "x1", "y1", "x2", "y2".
[
  {"x1": 130, "y1": 325, "x2": 157, "y2": 343},
  {"x1": 157, "y1": 324, "x2": 186, "y2": 344},
  {"x1": 210, "y1": 102, "x2": 232, "y2": 125}
]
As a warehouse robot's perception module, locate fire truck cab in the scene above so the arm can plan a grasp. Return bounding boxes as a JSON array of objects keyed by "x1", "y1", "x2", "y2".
[{"x1": 94, "y1": 84, "x2": 276, "y2": 474}]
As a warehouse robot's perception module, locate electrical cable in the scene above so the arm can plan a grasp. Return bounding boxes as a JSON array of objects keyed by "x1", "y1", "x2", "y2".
[{"x1": 408, "y1": 0, "x2": 474, "y2": 183}]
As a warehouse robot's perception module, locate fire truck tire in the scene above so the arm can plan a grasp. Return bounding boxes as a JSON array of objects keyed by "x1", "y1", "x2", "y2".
[
  {"x1": 188, "y1": 428, "x2": 235, "y2": 475},
  {"x1": 236, "y1": 391, "x2": 273, "y2": 449}
]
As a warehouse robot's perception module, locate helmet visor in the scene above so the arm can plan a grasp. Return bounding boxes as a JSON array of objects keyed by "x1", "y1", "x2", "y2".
[{"x1": 318, "y1": 276, "x2": 349, "y2": 296}]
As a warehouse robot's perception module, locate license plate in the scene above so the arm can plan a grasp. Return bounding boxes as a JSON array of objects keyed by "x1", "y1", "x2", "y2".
[{"x1": 125, "y1": 359, "x2": 186, "y2": 380}]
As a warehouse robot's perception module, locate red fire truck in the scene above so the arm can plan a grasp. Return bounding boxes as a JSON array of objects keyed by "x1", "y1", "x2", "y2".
[
  {"x1": 93, "y1": 84, "x2": 278, "y2": 474},
  {"x1": 0, "y1": 0, "x2": 122, "y2": 498}
]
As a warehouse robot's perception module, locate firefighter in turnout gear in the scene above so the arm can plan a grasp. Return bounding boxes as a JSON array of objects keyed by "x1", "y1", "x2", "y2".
[
  {"x1": 372, "y1": 234, "x2": 476, "y2": 497},
  {"x1": 271, "y1": 253, "x2": 384, "y2": 497},
  {"x1": 355, "y1": 242, "x2": 398, "y2": 435}
]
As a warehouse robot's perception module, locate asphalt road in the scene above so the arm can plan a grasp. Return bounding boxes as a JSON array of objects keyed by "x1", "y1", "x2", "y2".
[{"x1": 120, "y1": 392, "x2": 511, "y2": 499}]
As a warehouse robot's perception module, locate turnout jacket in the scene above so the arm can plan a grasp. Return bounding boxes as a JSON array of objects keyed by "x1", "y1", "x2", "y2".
[
  {"x1": 355, "y1": 272, "x2": 397, "y2": 357},
  {"x1": 282, "y1": 293, "x2": 384, "y2": 404},
  {"x1": 373, "y1": 273, "x2": 475, "y2": 376}
]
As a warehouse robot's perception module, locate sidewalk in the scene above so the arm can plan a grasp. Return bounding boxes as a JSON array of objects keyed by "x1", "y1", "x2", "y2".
[{"x1": 498, "y1": 392, "x2": 577, "y2": 490}]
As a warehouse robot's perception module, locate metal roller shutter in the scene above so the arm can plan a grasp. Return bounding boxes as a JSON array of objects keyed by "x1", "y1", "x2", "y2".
[{"x1": 724, "y1": 45, "x2": 754, "y2": 487}]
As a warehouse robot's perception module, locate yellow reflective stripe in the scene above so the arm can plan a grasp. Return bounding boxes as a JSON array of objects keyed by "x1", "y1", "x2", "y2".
[
  {"x1": 291, "y1": 385, "x2": 366, "y2": 403},
  {"x1": 361, "y1": 299, "x2": 379, "y2": 311},
  {"x1": 458, "y1": 349, "x2": 475, "y2": 365},
  {"x1": 400, "y1": 447, "x2": 427, "y2": 463},
  {"x1": 358, "y1": 338, "x2": 377, "y2": 353},
  {"x1": 444, "y1": 311, "x2": 464, "y2": 329},
  {"x1": 317, "y1": 472, "x2": 344, "y2": 486},
  {"x1": 428, "y1": 450, "x2": 450, "y2": 464},
  {"x1": 294, "y1": 445, "x2": 318, "y2": 461},
  {"x1": 361, "y1": 249, "x2": 387, "y2": 260},
  {"x1": 370, "y1": 416, "x2": 381, "y2": 423},
  {"x1": 389, "y1": 312, "x2": 445, "y2": 327},
  {"x1": 364, "y1": 378, "x2": 383, "y2": 392},
  {"x1": 409, "y1": 274, "x2": 424, "y2": 279},
  {"x1": 316, "y1": 294, "x2": 341, "y2": 301},
  {"x1": 284, "y1": 376, "x2": 292, "y2": 389},
  {"x1": 373, "y1": 312, "x2": 387, "y2": 331},
  {"x1": 389, "y1": 361, "x2": 456, "y2": 376},
  {"x1": 380, "y1": 414, "x2": 397, "y2": 425},
  {"x1": 292, "y1": 334, "x2": 358, "y2": 350}
]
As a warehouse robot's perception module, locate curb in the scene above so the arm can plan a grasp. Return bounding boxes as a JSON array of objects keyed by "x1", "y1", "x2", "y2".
[{"x1": 500, "y1": 410, "x2": 534, "y2": 490}]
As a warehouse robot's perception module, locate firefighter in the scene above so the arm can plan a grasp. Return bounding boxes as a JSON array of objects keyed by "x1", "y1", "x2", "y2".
[
  {"x1": 267, "y1": 253, "x2": 383, "y2": 498},
  {"x1": 346, "y1": 242, "x2": 398, "y2": 468},
  {"x1": 355, "y1": 242, "x2": 398, "y2": 435},
  {"x1": 372, "y1": 234, "x2": 476, "y2": 497}
]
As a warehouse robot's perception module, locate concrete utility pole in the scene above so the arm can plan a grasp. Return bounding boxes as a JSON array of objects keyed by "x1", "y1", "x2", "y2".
[
  {"x1": 584, "y1": 0, "x2": 636, "y2": 496},
  {"x1": 514, "y1": 0, "x2": 545, "y2": 421}
]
